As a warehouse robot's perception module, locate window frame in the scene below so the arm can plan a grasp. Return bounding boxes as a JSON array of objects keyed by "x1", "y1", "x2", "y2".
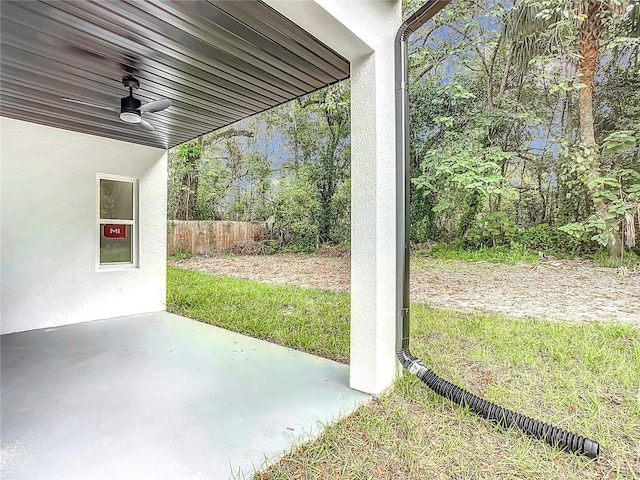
[{"x1": 96, "y1": 173, "x2": 139, "y2": 270}]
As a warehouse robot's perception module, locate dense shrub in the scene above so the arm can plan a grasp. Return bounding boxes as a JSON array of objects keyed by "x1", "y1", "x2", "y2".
[
  {"x1": 465, "y1": 212, "x2": 518, "y2": 248},
  {"x1": 410, "y1": 187, "x2": 439, "y2": 243},
  {"x1": 518, "y1": 224, "x2": 584, "y2": 255}
]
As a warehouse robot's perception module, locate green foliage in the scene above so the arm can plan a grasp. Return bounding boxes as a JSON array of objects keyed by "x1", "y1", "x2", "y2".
[
  {"x1": 278, "y1": 82, "x2": 351, "y2": 247},
  {"x1": 330, "y1": 177, "x2": 351, "y2": 246},
  {"x1": 419, "y1": 143, "x2": 506, "y2": 203},
  {"x1": 168, "y1": 129, "x2": 262, "y2": 221},
  {"x1": 165, "y1": 0, "x2": 640, "y2": 258},
  {"x1": 168, "y1": 249, "x2": 195, "y2": 261},
  {"x1": 560, "y1": 141, "x2": 601, "y2": 192},
  {"x1": 410, "y1": 185, "x2": 439, "y2": 243},
  {"x1": 412, "y1": 128, "x2": 510, "y2": 239},
  {"x1": 175, "y1": 139, "x2": 201, "y2": 160},
  {"x1": 466, "y1": 212, "x2": 518, "y2": 248},
  {"x1": 271, "y1": 165, "x2": 321, "y2": 252},
  {"x1": 590, "y1": 249, "x2": 640, "y2": 267},
  {"x1": 426, "y1": 242, "x2": 539, "y2": 264},
  {"x1": 403, "y1": 0, "x2": 640, "y2": 259},
  {"x1": 601, "y1": 130, "x2": 637, "y2": 155},
  {"x1": 560, "y1": 168, "x2": 640, "y2": 252},
  {"x1": 518, "y1": 223, "x2": 583, "y2": 254},
  {"x1": 167, "y1": 81, "x2": 350, "y2": 252}
]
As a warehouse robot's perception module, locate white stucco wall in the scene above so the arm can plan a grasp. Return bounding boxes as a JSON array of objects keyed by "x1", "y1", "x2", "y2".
[
  {"x1": 0, "y1": 117, "x2": 167, "y2": 334},
  {"x1": 267, "y1": 0, "x2": 402, "y2": 394}
]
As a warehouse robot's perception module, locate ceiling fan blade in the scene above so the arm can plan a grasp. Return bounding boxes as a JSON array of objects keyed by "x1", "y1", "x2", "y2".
[
  {"x1": 137, "y1": 119, "x2": 155, "y2": 131},
  {"x1": 61, "y1": 97, "x2": 118, "y2": 112},
  {"x1": 139, "y1": 98, "x2": 171, "y2": 113}
]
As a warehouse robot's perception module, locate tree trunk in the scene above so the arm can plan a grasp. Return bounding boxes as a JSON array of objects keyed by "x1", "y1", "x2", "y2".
[
  {"x1": 498, "y1": 40, "x2": 516, "y2": 99},
  {"x1": 537, "y1": 171, "x2": 547, "y2": 223},
  {"x1": 578, "y1": 16, "x2": 598, "y2": 148},
  {"x1": 176, "y1": 136, "x2": 204, "y2": 221},
  {"x1": 577, "y1": 2, "x2": 623, "y2": 256},
  {"x1": 178, "y1": 165, "x2": 199, "y2": 221},
  {"x1": 578, "y1": 85, "x2": 596, "y2": 148},
  {"x1": 566, "y1": 89, "x2": 573, "y2": 141}
]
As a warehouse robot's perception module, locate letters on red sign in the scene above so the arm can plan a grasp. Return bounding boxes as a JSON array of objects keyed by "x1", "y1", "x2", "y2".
[{"x1": 103, "y1": 224, "x2": 127, "y2": 239}]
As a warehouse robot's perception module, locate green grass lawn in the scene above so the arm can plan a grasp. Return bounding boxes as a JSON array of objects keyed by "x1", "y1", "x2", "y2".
[
  {"x1": 419, "y1": 243, "x2": 540, "y2": 265},
  {"x1": 167, "y1": 266, "x2": 350, "y2": 363},
  {"x1": 167, "y1": 266, "x2": 640, "y2": 480}
]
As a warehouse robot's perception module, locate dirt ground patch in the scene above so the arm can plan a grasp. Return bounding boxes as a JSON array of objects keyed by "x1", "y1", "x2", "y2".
[{"x1": 169, "y1": 254, "x2": 640, "y2": 326}]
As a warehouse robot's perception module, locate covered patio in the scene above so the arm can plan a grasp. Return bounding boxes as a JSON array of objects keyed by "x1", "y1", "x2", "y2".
[
  {"x1": 1, "y1": 0, "x2": 412, "y2": 477},
  {"x1": 1, "y1": 0, "x2": 404, "y2": 393},
  {"x1": 1, "y1": 312, "x2": 368, "y2": 478}
]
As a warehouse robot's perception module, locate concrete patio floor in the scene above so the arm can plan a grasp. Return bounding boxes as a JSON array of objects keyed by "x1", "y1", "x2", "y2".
[{"x1": 1, "y1": 312, "x2": 370, "y2": 479}]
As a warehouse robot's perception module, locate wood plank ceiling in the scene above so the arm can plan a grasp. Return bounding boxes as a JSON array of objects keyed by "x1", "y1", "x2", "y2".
[{"x1": 0, "y1": 0, "x2": 350, "y2": 149}]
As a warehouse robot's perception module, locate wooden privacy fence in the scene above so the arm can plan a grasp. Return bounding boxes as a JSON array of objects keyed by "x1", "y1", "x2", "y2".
[{"x1": 167, "y1": 220, "x2": 265, "y2": 256}]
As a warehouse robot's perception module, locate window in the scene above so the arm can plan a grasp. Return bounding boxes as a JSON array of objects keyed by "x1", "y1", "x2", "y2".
[{"x1": 97, "y1": 175, "x2": 138, "y2": 268}]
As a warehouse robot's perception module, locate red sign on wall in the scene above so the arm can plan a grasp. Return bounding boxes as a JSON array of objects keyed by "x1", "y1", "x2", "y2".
[{"x1": 103, "y1": 224, "x2": 127, "y2": 239}]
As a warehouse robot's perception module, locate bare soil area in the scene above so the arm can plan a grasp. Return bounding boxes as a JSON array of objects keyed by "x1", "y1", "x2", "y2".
[{"x1": 170, "y1": 254, "x2": 640, "y2": 326}]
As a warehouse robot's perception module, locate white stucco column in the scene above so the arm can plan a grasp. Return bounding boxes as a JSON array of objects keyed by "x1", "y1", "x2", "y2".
[
  {"x1": 349, "y1": 48, "x2": 401, "y2": 393},
  {"x1": 265, "y1": 0, "x2": 403, "y2": 394}
]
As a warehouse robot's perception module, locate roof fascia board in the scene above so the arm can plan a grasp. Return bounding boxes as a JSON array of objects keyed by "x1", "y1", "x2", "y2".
[{"x1": 264, "y1": 0, "x2": 395, "y2": 62}]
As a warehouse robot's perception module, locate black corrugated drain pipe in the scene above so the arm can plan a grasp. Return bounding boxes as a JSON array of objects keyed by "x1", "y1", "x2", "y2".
[{"x1": 395, "y1": 1, "x2": 599, "y2": 459}]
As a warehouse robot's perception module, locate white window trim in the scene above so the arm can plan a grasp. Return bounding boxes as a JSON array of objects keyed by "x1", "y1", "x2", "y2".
[{"x1": 96, "y1": 173, "x2": 139, "y2": 271}]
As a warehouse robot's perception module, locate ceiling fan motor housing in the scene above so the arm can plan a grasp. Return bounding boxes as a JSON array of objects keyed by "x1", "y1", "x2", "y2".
[{"x1": 120, "y1": 93, "x2": 142, "y2": 123}]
